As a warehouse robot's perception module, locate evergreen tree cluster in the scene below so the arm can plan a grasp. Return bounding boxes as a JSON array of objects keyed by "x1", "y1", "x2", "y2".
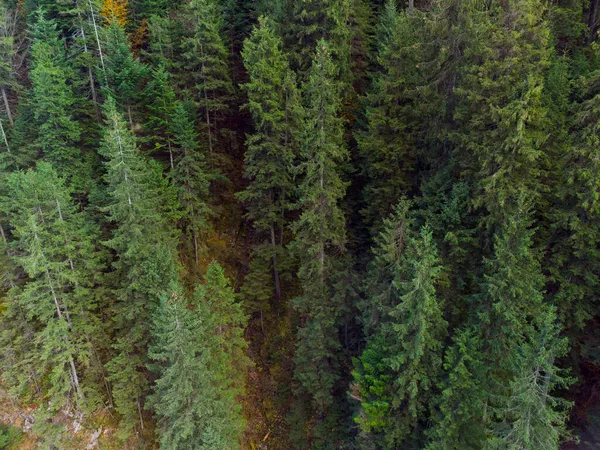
[{"x1": 0, "y1": 0, "x2": 598, "y2": 449}]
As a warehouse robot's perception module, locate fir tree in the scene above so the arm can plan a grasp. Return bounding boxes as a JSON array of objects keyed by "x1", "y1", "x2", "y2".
[
  {"x1": 169, "y1": 101, "x2": 212, "y2": 267},
  {"x1": 358, "y1": 0, "x2": 423, "y2": 232},
  {"x1": 486, "y1": 307, "x2": 572, "y2": 450},
  {"x1": 102, "y1": 19, "x2": 148, "y2": 128},
  {"x1": 285, "y1": 0, "x2": 352, "y2": 82},
  {"x1": 28, "y1": 10, "x2": 88, "y2": 188}
]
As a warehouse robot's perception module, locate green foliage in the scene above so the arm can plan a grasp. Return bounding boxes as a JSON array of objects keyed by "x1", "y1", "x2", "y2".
[
  {"x1": 28, "y1": 10, "x2": 89, "y2": 188},
  {"x1": 148, "y1": 263, "x2": 250, "y2": 450},
  {"x1": 239, "y1": 18, "x2": 302, "y2": 305},
  {"x1": 4, "y1": 162, "x2": 106, "y2": 442},
  {"x1": 102, "y1": 20, "x2": 149, "y2": 126},
  {"x1": 354, "y1": 210, "x2": 446, "y2": 448},
  {"x1": 100, "y1": 97, "x2": 180, "y2": 437},
  {"x1": 358, "y1": 1, "x2": 424, "y2": 231},
  {"x1": 180, "y1": 0, "x2": 234, "y2": 159},
  {"x1": 0, "y1": 423, "x2": 22, "y2": 448},
  {"x1": 289, "y1": 41, "x2": 350, "y2": 445}
]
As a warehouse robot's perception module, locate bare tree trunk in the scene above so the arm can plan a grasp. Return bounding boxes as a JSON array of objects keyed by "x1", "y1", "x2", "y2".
[
  {"x1": 408, "y1": 0, "x2": 415, "y2": 12},
  {"x1": 193, "y1": 228, "x2": 199, "y2": 265},
  {"x1": 137, "y1": 398, "x2": 145, "y2": 430},
  {"x1": 88, "y1": 0, "x2": 106, "y2": 78},
  {"x1": 0, "y1": 117, "x2": 10, "y2": 154},
  {"x1": 128, "y1": 105, "x2": 134, "y2": 130},
  {"x1": 88, "y1": 66, "x2": 101, "y2": 122},
  {"x1": 589, "y1": 0, "x2": 600, "y2": 43},
  {"x1": 1, "y1": 86, "x2": 13, "y2": 127},
  {"x1": 168, "y1": 140, "x2": 174, "y2": 170}
]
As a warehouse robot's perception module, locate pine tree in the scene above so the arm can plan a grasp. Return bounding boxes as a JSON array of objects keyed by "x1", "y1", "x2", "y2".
[
  {"x1": 5, "y1": 162, "x2": 106, "y2": 442},
  {"x1": 100, "y1": 97, "x2": 180, "y2": 436},
  {"x1": 238, "y1": 18, "x2": 301, "y2": 304},
  {"x1": 353, "y1": 220, "x2": 446, "y2": 448},
  {"x1": 290, "y1": 40, "x2": 350, "y2": 446}
]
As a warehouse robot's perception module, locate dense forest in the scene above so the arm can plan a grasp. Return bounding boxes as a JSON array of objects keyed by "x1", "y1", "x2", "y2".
[{"x1": 1, "y1": 0, "x2": 600, "y2": 448}]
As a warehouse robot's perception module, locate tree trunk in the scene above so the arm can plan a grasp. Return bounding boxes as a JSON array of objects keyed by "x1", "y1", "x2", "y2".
[
  {"x1": 0, "y1": 117, "x2": 10, "y2": 154},
  {"x1": 137, "y1": 398, "x2": 145, "y2": 430},
  {"x1": 193, "y1": 228, "x2": 199, "y2": 265},
  {"x1": 88, "y1": 65, "x2": 101, "y2": 122},
  {"x1": 88, "y1": 0, "x2": 106, "y2": 77},
  {"x1": 589, "y1": 0, "x2": 600, "y2": 43},
  {"x1": 1, "y1": 86, "x2": 13, "y2": 127}
]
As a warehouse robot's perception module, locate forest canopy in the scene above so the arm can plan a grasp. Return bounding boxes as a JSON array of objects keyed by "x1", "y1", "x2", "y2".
[{"x1": 0, "y1": 0, "x2": 599, "y2": 449}]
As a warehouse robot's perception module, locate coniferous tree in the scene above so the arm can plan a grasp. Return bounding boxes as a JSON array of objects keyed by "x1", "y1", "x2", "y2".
[
  {"x1": 353, "y1": 205, "x2": 446, "y2": 448},
  {"x1": 102, "y1": 19, "x2": 148, "y2": 128},
  {"x1": 454, "y1": 0, "x2": 550, "y2": 224},
  {"x1": 180, "y1": 0, "x2": 234, "y2": 161},
  {"x1": 0, "y1": 4, "x2": 24, "y2": 128},
  {"x1": 148, "y1": 266, "x2": 249, "y2": 450},
  {"x1": 100, "y1": 97, "x2": 180, "y2": 437},
  {"x1": 290, "y1": 40, "x2": 350, "y2": 447},
  {"x1": 28, "y1": 10, "x2": 90, "y2": 188},
  {"x1": 285, "y1": 0, "x2": 352, "y2": 82},
  {"x1": 239, "y1": 18, "x2": 301, "y2": 304},
  {"x1": 169, "y1": 101, "x2": 212, "y2": 267},
  {"x1": 5, "y1": 162, "x2": 106, "y2": 443},
  {"x1": 143, "y1": 66, "x2": 178, "y2": 164},
  {"x1": 358, "y1": 0, "x2": 423, "y2": 231},
  {"x1": 425, "y1": 328, "x2": 487, "y2": 450},
  {"x1": 486, "y1": 306, "x2": 572, "y2": 450}
]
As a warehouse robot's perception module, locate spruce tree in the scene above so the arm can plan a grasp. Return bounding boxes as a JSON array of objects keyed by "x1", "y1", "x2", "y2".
[
  {"x1": 180, "y1": 0, "x2": 234, "y2": 160},
  {"x1": 28, "y1": 10, "x2": 89, "y2": 188},
  {"x1": 148, "y1": 262, "x2": 248, "y2": 449},
  {"x1": 353, "y1": 215, "x2": 446, "y2": 448},
  {"x1": 290, "y1": 40, "x2": 350, "y2": 446},
  {"x1": 358, "y1": 0, "x2": 424, "y2": 231},
  {"x1": 169, "y1": 101, "x2": 212, "y2": 267},
  {"x1": 486, "y1": 307, "x2": 572, "y2": 450},
  {"x1": 454, "y1": 0, "x2": 550, "y2": 224},
  {"x1": 5, "y1": 162, "x2": 106, "y2": 442},
  {"x1": 425, "y1": 328, "x2": 487, "y2": 450},
  {"x1": 285, "y1": 0, "x2": 352, "y2": 82},
  {"x1": 102, "y1": 19, "x2": 148, "y2": 128},
  {"x1": 100, "y1": 97, "x2": 180, "y2": 437},
  {"x1": 239, "y1": 18, "x2": 301, "y2": 304}
]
